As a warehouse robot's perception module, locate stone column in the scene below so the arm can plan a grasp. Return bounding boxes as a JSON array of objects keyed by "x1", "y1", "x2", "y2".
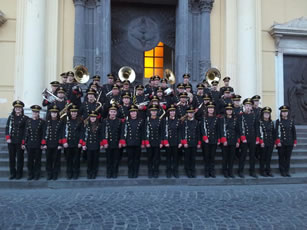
[
  {"x1": 199, "y1": 0, "x2": 214, "y2": 80},
  {"x1": 237, "y1": 0, "x2": 257, "y2": 99},
  {"x1": 101, "y1": 0, "x2": 111, "y2": 83},
  {"x1": 23, "y1": 0, "x2": 46, "y2": 108},
  {"x1": 73, "y1": 0, "x2": 86, "y2": 67},
  {"x1": 175, "y1": 0, "x2": 189, "y2": 82}
]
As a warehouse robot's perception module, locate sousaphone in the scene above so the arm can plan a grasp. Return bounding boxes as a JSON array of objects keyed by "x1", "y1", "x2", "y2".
[{"x1": 118, "y1": 66, "x2": 136, "y2": 83}]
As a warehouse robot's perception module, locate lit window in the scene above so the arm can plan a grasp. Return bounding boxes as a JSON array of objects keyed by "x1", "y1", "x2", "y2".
[{"x1": 144, "y1": 42, "x2": 164, "y2": 78}]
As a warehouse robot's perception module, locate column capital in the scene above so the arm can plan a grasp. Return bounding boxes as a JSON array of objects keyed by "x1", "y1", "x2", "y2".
[
  {"x1": 189, "y1": 0, "x2": 214, "y2": 13},
  {"x1": 73, "y1": 0, "x2": 87, "y2": 6}
]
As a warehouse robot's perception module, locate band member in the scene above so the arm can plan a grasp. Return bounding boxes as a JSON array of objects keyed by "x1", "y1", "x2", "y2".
[
  {"x1": 62, "y1": 105, "x2": 84, "y2": 179},
  {"x1": 148, "y1": 96, "x2": 164, "y2": 117},
  {"x1": 120, "y1": 105, "x2": 145, "y2": 178},
  {"x1": 160, "y1": 78, "x2": 168, "y2": 91},
  {"x1": 101, "y1": 73, "x2": 115, "y2": 103},
  {"x1": 92, "y1": 75, "x2": 102, "y2": 89},
  {"x1": 218, "y1": 87, "x2": 233, "y2": 116},
  {"x1": 118, "y1": 92, "x2": 131, "y2": 119},
  {"x1": 48, "y1": 86, "x2": 67, "y2": 112},
  {"x1": 163, "y1": 104, "x2": 181, "y2": 178},
  {"x1": 183, "y1": 73, "x2": 192, "y2": 92},
  {"x1": 176, "y1": 92, "x2": 189, "y2": 119},
  {"x1": 210, "y1": 80, "x2": 220, "y2": 106},
  {"x1": 144, "y1": 76, "x2": 154, "y2": 97},
  {"x1": 195, "y1": 94, "x2": 211, "y2": 121},
  {"x1": 219, "y1": 103, "x2": 241, "y2": 178},
  {"x1": 60, "y1": 71, "x2": 77, "y2": 102},
  {"x1": 42, "y1": 81, "x2": 61, "y2": 108},
  {"x1": 121, "y1": 80, "x2": 132, "y2": 95},
  {"x1": 259, "y1": 107, "x2": 275, "y2": 177},
  {"x1": 101, "y1": 104, "x2": 123, "y2": 178},
  {"x1": 82, "y1": 111, "x2": 102, "y2": 179},
  {"x1": 152, "y1": 75, "x2": 160, "y2": 94},
  {"x1": 194, "y1": 83, "x2": 205, "y2": 108},
  {"x1": 219, "y1": 76, "x2": 234, "y2": 96},
  {"x1": 144, "y1": 104, "x2": 164, "y2": 178},
  {"x1": 5, "y1": 100, "x2": 28, "y2": 179},
  {"x1": 238, "y1": 98, "x2": 260, "y2": 178},
  {"x1": 172, "y1": 83, "x2": 185, "y2": 104},
  {"x1": 232, "y1": 94, "x2": 243, "y2": 118},
  {"x1": 22, "y1": 105, "x2": 45, "y2": 180},
  {"x1": 135, "y1": 84, "x2": 148, "y2": 119},
  {"x1": 60, "y1": 72, "x2": 67, "y2": 85},
  {"x1": 201, "y1": 102, "x2": 220, "y2": 178},
  {"x1": 275, "y1": 105, "x2": 297, "y2": 177},
  {"x1": 181, "y1": 106, "x2": 201, "y2": 178},
  {"x1": 202, "y1": 79, "x2": 211, "y2": 95},
  {"x1": 252, "y1": 95, "x2": 262, "y2": 161},
  {"x1": 80, "y1": 89, "x2": 102, "y2": 120},
  {"x1": 42, "y1": 105, "x2": 63, "y2": 180},
  {"x1": 105, "y1": 84, "x2": 121, "y2": 109}
]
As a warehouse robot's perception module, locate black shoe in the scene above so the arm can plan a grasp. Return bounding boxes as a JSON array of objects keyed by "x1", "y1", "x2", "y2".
[
  {"x1": 260, "y1": 172, "x2": 267, "y2": 177},
  {"x1": 210, "y1": 172, "x2": 216, "y2": 178},
  {"x1": 173, "y1": 171, "x2": 179, "y2": 178},
  {"x1": 190, "y1": 172, "x2": 196, "y2": 178},
  {"x1": 9, "y1": 175, "x2": 16, "y2": 180},
  {"x1": 286, "y1": 173, "x2": 291, "y2": 177},
  {"x1": 27, "y1": 175, "x2": 34, "y2": 180},
  {"x1": 73, "y1": 174, "x2": 79, "y2": 180},
  {"x1": 87, "y1": 174, "x2": 91, "y2": 179},
  {"x1": 47, "y1": 174, "x2": 52, "y2": 180},
  {"x1": 16, "y1": 174, "x2": 22, "y2": 180},
  {"x1": 238, "y1": 173, "x2": 244, "y2": 178},
  {"x1": 34, "y1": 175, "x2": 40, "y2": 180},
  {"x1": 229, "y1": 174, "x2": 235, "y2": 178},
  {"x1": 112, "y1": 173, "x2": 118, "y2": 178},
  {"x1": 92, "y1": 174, "x2": 97, "y2": 179},
  {"x1": 153, "y1": 172, "x2": 159, "y2": 178},
  {"x1": 148, "y1": 171, "x2": 153, "y2": 178},
  {"x1": 128, "y1": 171, "x2": 133, "y2": 178},
  {"x1": 166, "y1": 171, "x2": 171, "y2": 178},
  {"x1": 267, "y1": 172, "x2": 273, "y2": 177},
  {"x1": 223, "y1": 173, "x2": 229, "y2": 178},
  {"x1": 53, "y1": 174, "x2": 58, "y2": 180},
  {"x1": 205, "y1": 172, "x2": 210, "y2": 178},
  {"x1": 280, "y1": 172, "x2": 286, "y2": 177},
  {"x1": 250, "y1": 172, "x2": 258, "y2": 178}
]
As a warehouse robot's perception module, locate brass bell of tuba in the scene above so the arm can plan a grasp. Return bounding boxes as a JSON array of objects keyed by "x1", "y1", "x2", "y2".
[
  {"x1": 74, "y1": 65, "x2": 90, "y2": 84},
  {"x1": 205, "y1": 67, "x2": 221, "y2": 85},
  {"x1": 118, "y1": 66, "x2": 136, "y2": 83},
  {"x1": 164, "y1": 69, "x2": 176, "y2": 85}
]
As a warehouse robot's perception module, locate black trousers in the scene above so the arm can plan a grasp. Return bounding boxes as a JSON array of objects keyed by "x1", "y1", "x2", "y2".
[
  {"x1": 27, "y1": 148, "x2": 42, "y2": 177},
  {"x1": 260, "y1": 145, "x2": 274, "y2": 173},
  {"x1": 278, "y1": 145, "x2": 293, "y2": 174},
  {"x1": 165, "y1": 146, "x2": 179, "y2": 173},
  {"x1": 239, "y1": 142, "x2": 256, "y2": 174},
  {"x1": 87, "y1": 149, "x2": 100, "y2": 176},
  {"x1": 126, "y1": 146, "x2": 141, "y2": 176},
  {"x1": 66, "y1": 147, "x2": 81, "y2": 176},
  {"x1": 184, "y1": 147, "x2": 196, "y2": 174},
  {"x1": 203, "y1": 144, "x2": 217, "y2": 174},
  {"x1": 147, "y1": 147, "x2": 160, "y2": 174},
  {"x1": 105, "y1": 148, "x2": 120, "y2": 176},
  {"x1": 46, "y1": 148, "x2": 61, "y2": 176},
  {"x1": 222, "y1": 145, "x2": 236, "y2": 175},
  {"x1": 8, "y1": 143, "x2": 24, "y2": 177}
]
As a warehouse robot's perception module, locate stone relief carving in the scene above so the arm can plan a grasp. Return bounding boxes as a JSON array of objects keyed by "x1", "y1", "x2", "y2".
[
  {"x1": 73, "y1": 56, "x2": 86, "y2": 67},
  {"x1": 189, "y1": 0, "x2": 214, "y2": 13}
]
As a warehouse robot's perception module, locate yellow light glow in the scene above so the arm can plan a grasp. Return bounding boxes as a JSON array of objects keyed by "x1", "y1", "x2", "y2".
[{"x1": 144, "y1": 42, "x2": 164, "y2": 78}]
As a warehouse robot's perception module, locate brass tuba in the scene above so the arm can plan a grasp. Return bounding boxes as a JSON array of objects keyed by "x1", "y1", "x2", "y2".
[
  {"x1": 118, "y1": 66, "x2": 136, "y2": 83},
  {"x1": 163, "y1": 69, "x2": 176, "y2": 95},
  {"x1": 74, "y1": 65, "x2": 90, "y2": 84},
  {"x1": 205, "y1": 67, "x2": 221, "y2": 85}
]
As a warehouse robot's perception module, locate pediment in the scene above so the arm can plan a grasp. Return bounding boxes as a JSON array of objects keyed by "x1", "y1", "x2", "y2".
[{"x1": 270, "y1": 17, "x2": 307, "y2": 37}]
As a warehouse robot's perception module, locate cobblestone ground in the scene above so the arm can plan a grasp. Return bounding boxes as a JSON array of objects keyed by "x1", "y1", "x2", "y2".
[{"x1": 0, "y1": 184, "x2": 307, "y2": 230}]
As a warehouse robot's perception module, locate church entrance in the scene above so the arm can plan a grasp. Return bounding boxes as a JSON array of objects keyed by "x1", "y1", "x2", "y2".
[{"x1": 111, "y1": 2, "x2": 176, "y2": 85}]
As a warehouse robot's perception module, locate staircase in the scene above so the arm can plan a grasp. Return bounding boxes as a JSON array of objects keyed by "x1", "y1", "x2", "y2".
[{"x1": 0, "y1": 124, "x2": 307, "y2": 188}]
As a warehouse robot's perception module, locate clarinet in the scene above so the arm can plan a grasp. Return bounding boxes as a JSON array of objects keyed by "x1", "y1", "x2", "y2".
[
  {"x1": 203, "y1": 118, "x2": 207, "y2": 137},
  {"x1": 105, "y1": 121, "x2": 109, "y2": 140},
  {"x1": 241, "y1": 116, "x2": 245, "y2": 135},
  {"x1": 8, "y1": 115, "x2": 13, "y2": 136},
  {"x1": 259, "y1": 120, "x2": 264, "y2": 140},
  {"x1": 45, "y1": 120, "x2": 50, "y2": 141},
  {"x1": 165, "y1": 117, "x2": 169, "y2": 139},
  {"x1": 124, "y1": 119, "x2": 128, "y2": 139},
  {"x1": 224, "y1": 117, "x2": 227, "y2": 138},
  {"x1": 146, "y1": 117, "x2": 150, "y2": 139},
  {"x1": 185, "y1": 120, "x2": 188, "y2": 140}
]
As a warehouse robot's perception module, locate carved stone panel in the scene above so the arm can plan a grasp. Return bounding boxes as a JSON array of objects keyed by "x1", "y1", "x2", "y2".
[
  {"x1": 111, "y1": 3, "x2": 175, "y2": 84},
  {"x1": 284, "y1": 55, "x2": 307, "y2": 125}
]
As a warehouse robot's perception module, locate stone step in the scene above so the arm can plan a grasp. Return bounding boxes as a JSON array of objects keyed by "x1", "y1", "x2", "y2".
[
  {"x1": 2, "y1": 174, "x2": 307, "y2": 189},
  {"x1": 0, "y1": 163, "x2": 306, "y2": 178},
  {"x1": 1, "y1": 155, "x2": 307, "y2": 167}
]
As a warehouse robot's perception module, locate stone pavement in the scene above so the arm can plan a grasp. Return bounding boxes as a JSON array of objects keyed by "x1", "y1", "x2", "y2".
[{"x1": 0, "y1": 184, "x2": 307, "y2": 230}]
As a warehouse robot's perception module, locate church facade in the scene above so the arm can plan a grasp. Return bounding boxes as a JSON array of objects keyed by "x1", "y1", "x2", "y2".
[{"x1": 0, "y1": 0, "x2": 307, "y2": 123}]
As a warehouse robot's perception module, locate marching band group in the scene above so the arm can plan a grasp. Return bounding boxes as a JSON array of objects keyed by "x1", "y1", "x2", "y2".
[{"x1": 5, "y1": 67, "x2": 297, "y2": 180}]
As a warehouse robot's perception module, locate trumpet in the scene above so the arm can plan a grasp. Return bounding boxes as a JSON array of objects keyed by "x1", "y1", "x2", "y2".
[{"x1": 42, "y1": 88, "x2": 62, "y2": 103}]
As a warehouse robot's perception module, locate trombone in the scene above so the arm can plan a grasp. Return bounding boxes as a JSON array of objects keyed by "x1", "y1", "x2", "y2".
[{"x1": 42, "y1": 88, "x2": 63, "y2": 103}]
